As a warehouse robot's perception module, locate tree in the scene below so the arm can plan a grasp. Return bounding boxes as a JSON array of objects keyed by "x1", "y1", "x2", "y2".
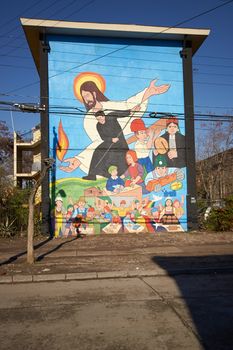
[
  {"x1": 0, "y1": 121, "x2": 13, "y2": 174},
  {"x1": 0, "y1": 121, "x2": 14, "y2": 226},
  {"x1": 196, "y1": 119, "x2": 233, "y2": 202}
]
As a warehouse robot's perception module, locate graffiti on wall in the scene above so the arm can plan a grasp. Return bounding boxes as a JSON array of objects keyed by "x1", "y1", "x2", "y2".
[{"x1": 48, "y1": 37, "x2": 187, "y2": 236}]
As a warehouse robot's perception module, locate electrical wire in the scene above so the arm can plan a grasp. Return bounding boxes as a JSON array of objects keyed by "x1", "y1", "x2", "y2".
[
  {"x1": 1, "y1": 90, "x2": 233, "y2": 112},
  {"x1": 0, "y1": 0, "x2": 65, "y2": 46},
  {"x1": 1, "y1": 92, "x2": 233, "y2": 115},
  {"x1": 3, "y1": 45, "x2": 233, "y2": 64},
  {"x1": 6, "y1": 0, "x2": 233, "y2": 93},
  {"x1": 1, "y1": 103, "x2": 233, "y2": 124},
  {"x1": 0, "y1": 0, "x2": 97, "y2": 57},
  {"x1": 3, "y1": 59, "x2": 233, "y2": 83},
  {"x1": 6, "y1": 68, "x2": 233, "y2": 95},
  {"x1": 0, "y1": 0, "x2": 42, "y2": 30}
]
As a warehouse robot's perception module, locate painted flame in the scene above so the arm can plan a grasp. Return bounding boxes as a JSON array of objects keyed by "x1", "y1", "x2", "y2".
[{"x1": 56, "y1": 120, "x2": 69, "y2": 162}]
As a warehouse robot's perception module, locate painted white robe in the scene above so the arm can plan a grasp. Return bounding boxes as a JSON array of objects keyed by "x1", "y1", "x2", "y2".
[{"x1": 75, "y1": 88, "x2": 148, "y2": 174}]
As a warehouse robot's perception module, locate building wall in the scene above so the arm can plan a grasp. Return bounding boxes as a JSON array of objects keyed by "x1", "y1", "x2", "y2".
[
  {"x1": 13, "y1": 127, "x2": 41, "y2": 188},
  {"x1": 47, "y1": 35, "x2": 188, "y2": 236}
]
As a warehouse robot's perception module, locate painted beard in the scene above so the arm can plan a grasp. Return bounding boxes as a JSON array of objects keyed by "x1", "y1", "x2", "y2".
[{"x1": 86, "y1": 97, "x2": 96, "y2": 109}]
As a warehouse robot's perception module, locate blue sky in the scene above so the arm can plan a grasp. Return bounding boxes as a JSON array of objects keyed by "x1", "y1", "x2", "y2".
[{"x1": 0, "y1": 0, "x2": 233, "y2": 135}]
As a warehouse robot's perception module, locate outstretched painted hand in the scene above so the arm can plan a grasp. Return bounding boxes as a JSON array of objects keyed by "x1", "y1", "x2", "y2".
[
  {"x1": 141, "y1": 79, "x2": 170, "y2": 104},
  {"x1": 148, "y1": 79, "x2": 170, "y2": 97},
  {"x1": 59, "y1": 157, "x2": 81, "y2": 173}
]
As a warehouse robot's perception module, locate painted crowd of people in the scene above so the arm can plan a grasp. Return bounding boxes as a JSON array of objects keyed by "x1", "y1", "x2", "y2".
[
  {"x1": 53, "y1": 191, "x2": 185, "y2": 238},
  {"x1": 54, "y1": 76, "x2": 187, "y2": 236}
]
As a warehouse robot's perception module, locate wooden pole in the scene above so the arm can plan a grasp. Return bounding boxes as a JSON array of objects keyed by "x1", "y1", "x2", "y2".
[{"x1": 27, "y1": 159, "x2": 54, "y2": 264}]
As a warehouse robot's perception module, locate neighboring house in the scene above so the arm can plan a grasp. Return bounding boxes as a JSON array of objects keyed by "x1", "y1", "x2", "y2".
[
  {"x1": 14, "y1": 125, "x2": 41, "y2": 203},
  {"x1": 196, "y1": 148, "x2": 233, "y2": 202}
]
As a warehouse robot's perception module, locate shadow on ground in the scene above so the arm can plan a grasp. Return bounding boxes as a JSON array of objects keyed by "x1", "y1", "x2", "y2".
[
  {"x1": 0, "y1": 236, "x2": 79, "y2": 266},
  {"x1": 152, "y1": 255, "x2": 233, "y2": 350},
  {"x1": 36, "y1": 236, "x2": 79, "y2": 261}
]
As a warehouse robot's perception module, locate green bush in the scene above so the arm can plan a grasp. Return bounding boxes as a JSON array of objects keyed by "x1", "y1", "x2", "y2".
[
  {"x1": 0, "y1": 188, "x2": 30, "y2": 237},
  {"x1": 205, "y1": 196, "x2": 233, "y2": 231}
]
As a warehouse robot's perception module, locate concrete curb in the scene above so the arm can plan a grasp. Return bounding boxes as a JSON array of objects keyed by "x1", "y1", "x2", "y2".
[{"x1": 1, "y1": 265, "x2": 233, "y2": 284}]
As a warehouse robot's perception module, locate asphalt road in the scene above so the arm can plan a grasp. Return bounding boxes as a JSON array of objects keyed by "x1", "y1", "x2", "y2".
[{"x1": 0, "y1": 272, "x2": 233, "y2": 350}]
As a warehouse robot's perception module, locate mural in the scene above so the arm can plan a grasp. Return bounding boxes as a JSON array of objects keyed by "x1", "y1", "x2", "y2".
[{"x1": 48, "y1": 36, "x2": 187, "y2": 236}]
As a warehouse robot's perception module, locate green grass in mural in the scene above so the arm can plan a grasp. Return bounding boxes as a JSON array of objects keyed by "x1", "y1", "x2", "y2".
[{"x1": 50, "y1": 178, "x2": 107, "y2": 210}]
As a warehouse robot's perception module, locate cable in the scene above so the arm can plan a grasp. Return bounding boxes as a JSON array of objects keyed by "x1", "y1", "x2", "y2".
[
  {"x1": 0, "y1": 0, "x2": 41, "y2": 30},
  {"x1": 168, "y1": 0, "x2": 233, "y2": 28},
  {"x1": 0, "y1": 0, "x2": 97, "y2": 57},
  {"x1": 3, "y1": 44, "x2": 233, "y2": 64},
  {"x1": 5, "y1": 57, "x2": 233, "y2": 94},
  {"x1": 2, "y1": 48, "x2": 233, "y2": 70},
  {"x1": 196, "y1": 54, "x2": 233, "y2": 61},
  {"x1": 6, "y1": 0, "x2": 233, "y2": 93},
  {"x1": 1, "y1": 102, "x2": 233, "y2": 124},
  {"x1": 0, "y1": 0, "x2": 65, "y2": 43},
  {"x1": 6, "y1": 72, "x2": 233, "y2": 96},
  {"x1": 3, "y1": 58, "x2": 233, "y2": 82},
  {"x1": 1, "y1": 98, "x2": 232, "y2": 118},
  {"x1": 0, "y1": 63, "x2": 34, "y2": 70},
  {"x1": 1, "y1": 0, "x2": 233, "y2": 63},
  {"x1": 1, "y1": 90, "x2": 233, "y2": 112}
]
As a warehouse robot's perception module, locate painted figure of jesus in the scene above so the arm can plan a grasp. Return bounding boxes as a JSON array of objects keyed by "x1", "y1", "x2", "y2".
[{"x1": 60, "y1": 73, "x2": 170, "y2": 177}]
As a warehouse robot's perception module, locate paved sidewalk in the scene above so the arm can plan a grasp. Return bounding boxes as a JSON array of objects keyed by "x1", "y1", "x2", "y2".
[{"x1": 0, "y1": 231, "x2": 233, "y2": 283}]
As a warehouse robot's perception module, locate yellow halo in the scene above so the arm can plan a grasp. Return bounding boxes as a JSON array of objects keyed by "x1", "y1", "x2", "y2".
[{"x1": 73, "y1": 72, "x2": 106, "y2": 102}]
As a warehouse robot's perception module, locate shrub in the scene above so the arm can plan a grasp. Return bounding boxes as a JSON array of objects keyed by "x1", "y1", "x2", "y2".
[
  {"x1": 205, "y1": 196, "x2": 233, "y2": 231},
  {"x1": 0, "y1": 188, "x2": 30, "y2": 237}
]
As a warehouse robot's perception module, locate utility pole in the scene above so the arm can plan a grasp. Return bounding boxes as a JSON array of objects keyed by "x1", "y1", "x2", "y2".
[{"x1": 27, "y1": 158, "x2": 54, "y2": 264}]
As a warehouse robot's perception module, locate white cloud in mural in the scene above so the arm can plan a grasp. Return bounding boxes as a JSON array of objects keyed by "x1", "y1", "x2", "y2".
[{"x1": 152, "y1": 195, "x2": 163, "y2": 202}]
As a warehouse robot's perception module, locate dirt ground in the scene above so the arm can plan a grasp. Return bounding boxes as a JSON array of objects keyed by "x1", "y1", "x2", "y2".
[
  {"x1": 1, "y1": 231, "x2": 233, "y2": 252},
  {"x1": 0, "y1": 231, "x2": 233, "y2": 277}
]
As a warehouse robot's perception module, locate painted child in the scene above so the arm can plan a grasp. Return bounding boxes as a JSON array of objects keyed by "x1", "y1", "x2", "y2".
[
  {"x1": 130, "y1": 118, "x2": 154, "y2": 173},
  {"x1": 106, "y1": 165, "x2": 125, "y2": 192},
  {"x1": 173, "y1": 195, "x2": 185, "y2": 219},
  {"x1": 72, "y1": 196, "x2": 88, "y2": 219},
  {"x1": 159, "y1": 198, "x2": 179, "y2": 224},
  {"x1": 153, "y1": 116, "x2": 186, "y2": 168},
  {"x1": 63, "y1": 204, "x2": 74, "y2": 237},
  {"x1": 54, "y1": 195, "x2": 65, "y2": 238}
]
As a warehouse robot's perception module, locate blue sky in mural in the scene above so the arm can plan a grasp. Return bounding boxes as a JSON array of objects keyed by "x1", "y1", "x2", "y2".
[
  {"x1": 0, "y1": 0, "x2": 233, "y2": 135},
  {"x1": 48, "y1": 36, "x2": 184, "y2": 179}
]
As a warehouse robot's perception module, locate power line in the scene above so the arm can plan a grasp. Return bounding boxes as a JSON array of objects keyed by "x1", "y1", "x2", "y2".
[
  {"x1": 169, "y1": 0, "x2": 233, "y2": 27},
  {"x1": 0, "y1": 0, "x2": 41, "y2": 30},
  {"x1": 0, "y1": 0, "x2": 93, "y2": 59},
  {"x1": 196, "y1": 54, "x2": 233, "y2": 61},
  {"x1": 5, "y1": 55, "x2": 233, "y2": 94},
  {"x1": 4, "y1": 52, "x2": 233, "y2": 79},
  {"x1": 1, "y1": 52, "x2": 233, "y2": 72},
  {"x1": 1, "y1": 100, "x2": 233, "y2": 122},
  {"x1": 0, "y1": 0, "x2": 65, "y2": 46},
  {"x1": 0, "y1": 63, "x2": 34, "y2": 70},
  {"x1": 6, "y1": 0, "x2": 233, "y2": 93},
  {"x1": 2, "y1": 58, "x2": 233, "y2": 85},
  {"x1": 3, "y1": 45, "x2": 233, "y2": 64},
  {"x1": 1, "y1": 0, "x2": 233, "y2": 64},
  {"x1": 0, "y1": 0, "x2": 97, "y2": 57},
  {"x1": 1, "y1": 90, "x2": 233, "y2": 112},
  {"x1": 6, "y1": 71, "x2": 233, "y2": 96}
]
